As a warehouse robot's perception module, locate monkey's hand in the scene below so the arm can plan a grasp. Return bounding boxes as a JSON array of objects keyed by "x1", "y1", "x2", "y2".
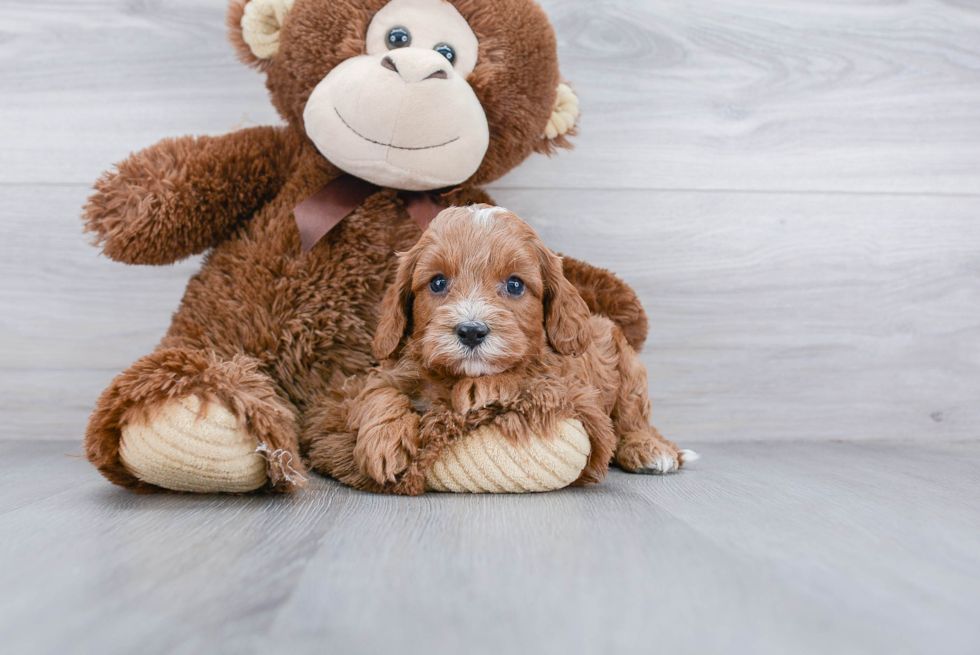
[
  {"x1": 560, "y1": 256, "x2": 648, "y2": 352},
  {"x1": 83, "y1": 126, "x2": 297, "y2": 265}
]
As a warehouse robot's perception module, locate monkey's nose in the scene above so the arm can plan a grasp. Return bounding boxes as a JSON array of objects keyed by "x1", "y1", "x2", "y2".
[
  {"x1": 381, "y1": 52, "x2": 451, "y2": 83},
  {"x1": 381, "y1": 56, "x2": 399, "y2": 74},
  {"x1": 455, "y1": 322, "x2": 489, "y2": 348}
]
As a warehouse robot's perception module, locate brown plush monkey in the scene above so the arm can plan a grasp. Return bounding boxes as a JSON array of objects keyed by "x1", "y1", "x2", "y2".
[{"x1": 83, "y1": 0, "x2": 648, "y2": 494}]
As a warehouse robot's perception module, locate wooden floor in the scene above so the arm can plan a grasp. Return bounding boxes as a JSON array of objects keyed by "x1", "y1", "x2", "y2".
[{"x1": 2, "y1": 440, "x2": 979, "y2": 655}]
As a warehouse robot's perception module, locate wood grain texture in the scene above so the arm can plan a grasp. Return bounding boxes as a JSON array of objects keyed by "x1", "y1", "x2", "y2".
[
  {"x1": 0, "y1": 2, "x2": 978, "y2": 443},
  {"x1": 0, "y1": 0, "x2": 280, "y2": 186},
  {"x1": 1, "y1": 1, "x2": 979, "y2": 192},
  {"x1": 507, "y1": 0, "x2": 980, "y2": 192},
  {"x1": 3, "y1": 184, "x2": 978, "y2": 442},
  {"x1": 1, "y1": 440, "x2": 978, "y2": 654}
]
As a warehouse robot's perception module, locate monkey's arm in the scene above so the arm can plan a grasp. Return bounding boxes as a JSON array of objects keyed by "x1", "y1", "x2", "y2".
[
  {"x1": 83, "y1": 126, "x2": 298, "y2": 265},
  {"x1": 561, "y1": 256, "x2": 649, "y2": 352}
]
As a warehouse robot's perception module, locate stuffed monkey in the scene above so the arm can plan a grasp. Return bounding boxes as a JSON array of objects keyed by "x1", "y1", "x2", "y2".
[{"x1": 83, "y1": 0, "x2": 648, "y2": 494}]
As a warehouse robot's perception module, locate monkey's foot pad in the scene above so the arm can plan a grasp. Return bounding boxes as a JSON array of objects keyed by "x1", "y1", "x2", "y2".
[
  {"x1": 119, "y1": 395, "x2": 267, "y2": 493},
  {"x1": 424, "y1": 419, "x2": 590, "y2": 493}
]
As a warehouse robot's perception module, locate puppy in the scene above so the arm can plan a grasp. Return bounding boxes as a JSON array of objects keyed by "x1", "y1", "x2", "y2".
[{"x1": 306, "y1": 205, "x2": 696, "y2": 493}]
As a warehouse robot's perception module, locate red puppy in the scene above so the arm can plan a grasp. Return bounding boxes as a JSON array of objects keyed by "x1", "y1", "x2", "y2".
[{"x1": 305, "y1": 205, "x2": 697, "y2": 493}]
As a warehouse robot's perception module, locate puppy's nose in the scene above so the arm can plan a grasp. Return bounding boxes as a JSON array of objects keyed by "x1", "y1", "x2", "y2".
[{"x1": 456, "y1": 322, "x2": 489, "y2": 348}]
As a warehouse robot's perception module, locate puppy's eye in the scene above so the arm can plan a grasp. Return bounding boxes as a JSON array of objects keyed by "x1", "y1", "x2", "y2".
[
  {"x1": 387, "y1": 27, "x2": 411, "y2": 49},
  {"x1": 429, "y1": 274, "x2": 448, "y2": 294},
  {"x1": 434, "y1": 43, "x2": 455, "y2": 64},
  {"x1": 506, "y1": 276, "x2": 526, "y2": 297}
]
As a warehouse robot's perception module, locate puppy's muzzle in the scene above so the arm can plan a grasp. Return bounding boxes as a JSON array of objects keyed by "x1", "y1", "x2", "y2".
[{"x1": 455, "y1": 321, "x2": 489, "y2": 348}]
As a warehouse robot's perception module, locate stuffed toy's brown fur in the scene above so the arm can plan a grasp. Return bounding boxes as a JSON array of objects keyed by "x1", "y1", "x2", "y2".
[{"x1": 82, "y1": 0, "x2": 649, "y2": 493}]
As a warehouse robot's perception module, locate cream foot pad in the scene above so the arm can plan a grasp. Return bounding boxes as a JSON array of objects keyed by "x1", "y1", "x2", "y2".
[
  {"x1": 424, "y1": 419, "x2": 590, "y2": 493},
  {"x1": 119, "y1": 395, "x2": 268, "y2": 493}
]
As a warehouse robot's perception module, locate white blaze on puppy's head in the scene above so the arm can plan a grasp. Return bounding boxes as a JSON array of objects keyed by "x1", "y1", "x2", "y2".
[{"x1": 466, "y1": 205, "x2": 506, "y2": 228}]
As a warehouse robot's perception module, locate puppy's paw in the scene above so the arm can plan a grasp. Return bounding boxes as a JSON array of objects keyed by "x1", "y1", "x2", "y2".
[
  {"x1": 616, "y1": 429, "x2": 696, "y2": 475},
  {"x1": 353, "y1": 413, "x2": 420, "y2": 484},
  {"x1": 639, "y1": 448, "x2": 681, "y2": 474}
]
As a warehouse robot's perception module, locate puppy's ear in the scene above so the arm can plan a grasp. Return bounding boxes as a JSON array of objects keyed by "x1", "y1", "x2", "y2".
[
  {"x1": 373, "y1": 248, "x2": 419, "y2": 361},
  {"x1": 537, "y1": 243, "x2": 593, "y2": 356}
]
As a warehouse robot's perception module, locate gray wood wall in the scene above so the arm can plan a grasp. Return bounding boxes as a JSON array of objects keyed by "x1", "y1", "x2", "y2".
[{"x1": 2, "y1": 0, "x2": 978, "y2": 443}]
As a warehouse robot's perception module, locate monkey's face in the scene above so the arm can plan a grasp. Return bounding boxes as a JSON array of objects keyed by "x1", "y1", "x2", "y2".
[
  {"x1": 303, "y1": 0, "x2": 489, "y2": 190},
  {"x1": 232, "y1": 0, "x2": 578, "y2": 189}
]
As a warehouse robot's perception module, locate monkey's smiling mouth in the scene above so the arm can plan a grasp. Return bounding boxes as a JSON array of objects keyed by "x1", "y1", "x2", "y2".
[{"x1": 334, "y1": 107, "x2": 460, "y2": 151}]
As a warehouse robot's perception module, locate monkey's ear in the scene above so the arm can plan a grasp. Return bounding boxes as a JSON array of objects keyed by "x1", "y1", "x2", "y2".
[
  {"x1": 228, "y1": 0, "x2": 294, "y2": 68},
  {"x1": 373, "y1": 249, "x2": 420, "y2": 361},
  {"x1": 536, "y1": 83, "x2": 580, "y2": 154}
]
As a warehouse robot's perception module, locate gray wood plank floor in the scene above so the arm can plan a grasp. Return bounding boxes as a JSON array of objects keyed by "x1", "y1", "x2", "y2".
[{"x1": 2, "y1": 440, "x2": 978, "y2": 655}]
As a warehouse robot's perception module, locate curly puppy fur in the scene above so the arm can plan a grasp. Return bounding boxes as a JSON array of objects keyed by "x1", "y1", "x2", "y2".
[
  {"x1": 83, "y1": 0, "x2": 646, "y2": 493},
  {"x1": 303, "y1": 207, "x2": 683, "y2": 495}
]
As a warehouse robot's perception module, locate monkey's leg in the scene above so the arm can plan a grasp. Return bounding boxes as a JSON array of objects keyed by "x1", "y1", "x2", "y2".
[{"x1": 85, "y1": 348, "x2": 305, "y2": 493}]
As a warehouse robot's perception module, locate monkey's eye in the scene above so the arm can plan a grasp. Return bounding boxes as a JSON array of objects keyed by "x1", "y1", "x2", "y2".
[
  {"x1": 386, "y1": 27, "x2": 411, "y2": 49},
  {"x1": 434, "y1": 43, "x2": 456, "y2": 64},
  {"x1": 429, "y1": 274, "x2": 448, "y2": 294},
  {"x1": 506, "y1": 277, "x2": 526, "y2": 297}
]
